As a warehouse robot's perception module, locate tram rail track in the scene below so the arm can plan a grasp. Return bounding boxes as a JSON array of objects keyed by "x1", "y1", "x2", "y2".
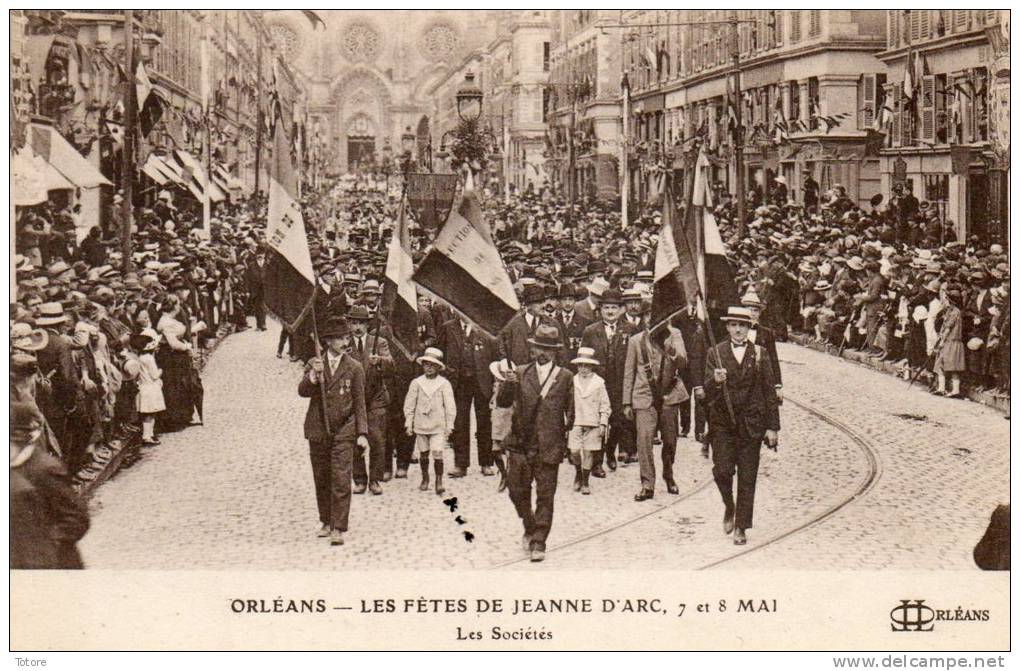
[{"x1": 489, "y1": 393, "x2": 882, "y2": 570}]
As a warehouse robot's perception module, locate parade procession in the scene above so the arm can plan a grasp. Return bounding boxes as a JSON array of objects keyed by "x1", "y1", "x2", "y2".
[{"x1": 10, "y1": 10, "x2": 1011, "y2": 573}]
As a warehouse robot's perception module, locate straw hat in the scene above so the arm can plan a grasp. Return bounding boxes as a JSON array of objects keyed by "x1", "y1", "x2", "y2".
[
  {"x1": 10, "y1": 323, "x2": 49, "y2": 351},
  {"x1": 417, "y1": 347, "x2": 446, "y2": 369},
  {"x1": 488, "y1": 358, "x2": 516, "y2": 381},
  {"x1": 36, "y1": 302, "x2": 68, "y2": 326},
  {"x1": 571, "y1": 346, "x2": 601, "y2": 367},
  {"x1": 720, "y1": 306, "x2": 755, "y2": 324}
]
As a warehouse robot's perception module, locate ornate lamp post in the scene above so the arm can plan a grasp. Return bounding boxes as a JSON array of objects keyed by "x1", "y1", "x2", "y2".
[
  {"x1": 400, "y1": 125, "x2": 416, "y2": 177},
  {"x1": 456, "y1": 72, "x2": 483, "y2": 123}
]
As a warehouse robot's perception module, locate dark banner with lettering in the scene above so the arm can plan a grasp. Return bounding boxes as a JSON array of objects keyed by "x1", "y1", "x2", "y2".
[{"x1": 406, "y1": 172, "x2": 459, "y2": 231}]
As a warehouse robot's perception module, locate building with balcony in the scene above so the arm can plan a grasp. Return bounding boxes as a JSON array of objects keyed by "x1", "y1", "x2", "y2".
[
  {"x1": 621, "y1": 10, "x2": 888, "y2": 210},
  {"x1": 547, "y1": 10, "x2": 624, "y2": 203},
  {"x1": 476, "y1": 11, "x2": 553, "y2": 194},
  {"x1": 878, "y1": 10, "x2": 1009, "y2": 245}
]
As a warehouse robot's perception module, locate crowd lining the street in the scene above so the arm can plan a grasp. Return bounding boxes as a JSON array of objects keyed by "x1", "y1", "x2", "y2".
[{"x1": 10, "y1": 169, "x2": 1010, "y2": 567}]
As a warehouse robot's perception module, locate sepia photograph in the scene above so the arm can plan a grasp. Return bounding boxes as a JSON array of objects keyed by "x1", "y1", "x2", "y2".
[{"x1": 8, "y1": 7, "x2": 1012, "y2": 656}]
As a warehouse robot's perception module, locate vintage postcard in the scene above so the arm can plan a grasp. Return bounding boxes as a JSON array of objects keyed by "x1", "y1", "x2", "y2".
[{"x1": 9, "y1": 7, "x2": 1011, "y2": 656}]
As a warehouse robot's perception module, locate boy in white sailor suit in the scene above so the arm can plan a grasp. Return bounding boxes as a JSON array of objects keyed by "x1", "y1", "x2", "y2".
[
  {"x1": 404, "y1": 347, "x2": 457, "y2": 495},
  {"x1": 567, "y1": 347, "x2": 611, "y2": 495}
]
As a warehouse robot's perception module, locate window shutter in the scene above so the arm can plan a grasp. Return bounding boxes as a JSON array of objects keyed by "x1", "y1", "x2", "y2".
[
  {"x1": 860, "y1": 74, "x2": 876, "y2": 129},
  {"x1": 892, "y1": 86, "x2": 902, "y2": 147},
  {"x1": 909, "y1": 10, "x2": 921, "y2": 42},
  {"x1": 952, "y1": 10, "x2": 968, "y2": 33},
  {"x1": 790, "y1": 11, "x2": 801, "y2": 43},
  {"x1": 934, "y1": 74, "x2": 947, "y2": 143},
  {"x1": 918, "y1": 10, "x2": 930, "y2": 40},
  {"x1": 775, "y1": 10, "x2": 783, "y2": 44},
  {"x1": 809, "y1": 10, "x2": 821, "y2": 37},
  {"x1": 920, "y1": 75, "x2": 935, "y2": 142}
]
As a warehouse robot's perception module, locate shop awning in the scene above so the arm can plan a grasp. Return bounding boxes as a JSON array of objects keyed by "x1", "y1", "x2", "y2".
[
  {"x1": 142, "y1": 153, "x2": 185, "y2": 186},
  {"x1": 30, "y1": 123, "x2": 112, "y2": 189},
  {"x1": 212, "y1": 163, "x2": 244, "y2": 193},
  {"x1": 12, "y1": 147, "x2": 73, "y2": 205},
  {"x1": 167, "y1": 150, "x2": 226, "y2": 203}
]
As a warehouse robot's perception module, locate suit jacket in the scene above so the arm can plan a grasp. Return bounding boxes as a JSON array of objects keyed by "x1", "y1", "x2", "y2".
[
  {"x1": 502, "y1": 362, "x2": 574, "y2": 465},
  {"x1": 501, "y1": 312, "x2": 558, "y2": 366},
  {"x1": 580, "y1": 319, "x2": 636, "y2": 403},
  {"x1": 675, "y1": 312, "x2": 706, "y2": 389},
  {"x1": 9, "y1": 444, "x2": 90, "y2": 569},
  {"x1": 36, "y1": 331, "x2": 78, "y2": 422},
  {"x1": 748, "y1": 324, "x2": 783, "y2": 386},
  {"x1": 351, "y1": 333, "x2": 394, "y2": 410},
  {"x1": 298, "y1": 353, "x2": 369, "y2": 442},
  {"x1": 556, "y1": 309, "x2": 591, "y2": 367},
  {"x1": 245, "y1": 262, "x2": 266, "y2": 300},
  {"x1": 703, "y1": 341, "x2": 781, "y2": 437},
  {"x1": 623, "y1": 329, "x2": 689, "y2": 410},
  {"x1": 574, "y1": 296, "x2": 599, "y2": 323},
  {"x1": 439, "y1": 319, "x2": 498, "y2": 397}
]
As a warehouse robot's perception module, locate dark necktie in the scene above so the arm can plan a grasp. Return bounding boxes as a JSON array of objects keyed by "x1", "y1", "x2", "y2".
[{"x1": 357, "y1": 338, "x2": 364, "y2": 355}]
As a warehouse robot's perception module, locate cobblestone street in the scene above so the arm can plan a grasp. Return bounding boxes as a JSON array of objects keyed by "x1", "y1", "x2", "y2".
[{"x1": 81, "y1": 326, "x2": 1010, "y2": 571}]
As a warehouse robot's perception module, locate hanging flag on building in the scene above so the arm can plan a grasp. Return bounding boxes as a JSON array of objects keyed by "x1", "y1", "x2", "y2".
[
  {"x1": 903, "y1": 49, "x2": 916, "y2": 104},
  {"x1": 263, "y1": 104, "x2": 315, "y2": 328},
  {"x1": 381, "y1": 201, "x2": 419, "y2": 359},
  {"x1": 412, "y1": 186, "x2": 519, "y2": 337},
  {"x1": 135, "y1": 58, "x2": 167, "y2": 137}
]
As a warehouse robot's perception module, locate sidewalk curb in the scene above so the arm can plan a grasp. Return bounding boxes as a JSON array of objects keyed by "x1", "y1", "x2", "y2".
[
  {"x1": 787, "y1": 333, "x2": 1010, "y2": 415},
  {"x1": 79, "y1": 323, "x2": 238, "y2": 500}
]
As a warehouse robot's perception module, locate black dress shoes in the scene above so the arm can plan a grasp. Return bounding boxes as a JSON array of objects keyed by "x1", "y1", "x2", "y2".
[
  {"x1": 634, "y1": 489, "x2": 654, "y2": 502},
  {"x1": 733, "y1": 528, "x2": 747, "y2": 545},
  {"x1": 447, "y1": 467, "x2": 466, "y2": 478},
  {"x1": 353, "y1": 482, "x2": 367, "y2": 495},
  {"x1": 723, "y1": 507, "x2": 735, "y2": 535},
  {"x1": 606, "y1": 453, "x2": 617, "y2": 471},
  {"x1": 665, "y1": 480, "x2": 679, "y2": 495},
  {"x1": 591, "y1": 465, "x2": 607, "y2": 479}
]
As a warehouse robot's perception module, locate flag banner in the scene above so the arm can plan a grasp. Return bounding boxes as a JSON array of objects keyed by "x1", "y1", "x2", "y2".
[
  {"x1": 139, "y1": 88, "x2": 168, "y2": 137},
  {"x1": 412, "y1": 190, "x2": 519, "y2": 337},
  {"x1": 650, "y1": 184, "x2": 697, "y2": 333},
  {"x1": 264, "y1": 113, "x2": 315, "y2": 327},
  {"x1": 703, "y1": 208, "x2": 739, "y2": 312},
  {"x1": 406, "y1": 172, "x2": 459, "y2": 230},
  {"x1": 381, "y1": 201, "x2": 420, "y2": 359}
]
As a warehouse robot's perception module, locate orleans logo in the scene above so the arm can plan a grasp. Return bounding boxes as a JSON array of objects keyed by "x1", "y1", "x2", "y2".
[{"x1": 890, "y1": 600, "x2": 935, "y2": 632}]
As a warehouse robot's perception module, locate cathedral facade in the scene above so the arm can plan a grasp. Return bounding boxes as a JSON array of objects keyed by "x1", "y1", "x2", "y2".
[{"x1": 263, "y1": 10, "x2": 500, "y2": 173}]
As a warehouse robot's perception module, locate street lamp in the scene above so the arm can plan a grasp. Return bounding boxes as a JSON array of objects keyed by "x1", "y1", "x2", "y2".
[
  {"x1": 456, "y1": 72, "x2": 483, "y2": 123},
  {"x1": 400, "y1": 125, "x2": 416, "y2": 177}
]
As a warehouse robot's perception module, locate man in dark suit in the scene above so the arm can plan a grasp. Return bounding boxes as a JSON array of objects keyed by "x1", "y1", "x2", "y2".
[
  {"x1": 298, "y1": 318, "x2": 369, "y2": 546},
  {"x1": 501, "y1": 284, "x2": 555, "y2": 366},
  {"x1": 675, "y1": 307, "x2": 707, "y2": 445},
  {"x1": 555, "y1": 283, "x2": 590, "y2": 368},
  {"x1": 439, "y1": 317, "x2": 499, "y2": 477},
  {"x1": 499, "y1": 323, "x2": 574, "y2": 562},
  {"x1": 704, "y1": 307, "x2": 781, "y2": 546},
  {"x1": 347, "y1": 305, "x2": 394, "y2": 494},
  {"x1": 245, "y1": 249, "x2": 268, "y2": 331},
  {"x1": 580, "y1": 288, "x2": 636, "y2": 474},
  {"x1": 740, "y1": 290, "x2": 784, "y2": 401}
]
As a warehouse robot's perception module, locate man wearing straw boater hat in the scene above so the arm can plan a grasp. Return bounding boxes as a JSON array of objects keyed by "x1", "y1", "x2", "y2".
[
  {"x1": 299, "y1": 317, "x2": 369, "y2": 547},
  {"x1": 704, "y1": 306, "x2": 781, "y2": 546},
  {"x1": 498, "y1": 323, "x2": 574, "y2": 563}
]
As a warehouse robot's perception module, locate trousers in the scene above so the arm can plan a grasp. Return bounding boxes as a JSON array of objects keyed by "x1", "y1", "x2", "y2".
[
  {"x1": 451, "y1": 376, "x2": 493, "y2": 469},
  {"x1": 507, "y1": 452, "x2": 559, "y2": 551},
  {"x1": 634, "y1": 404, "x2": 679, "y2": 490},
  {"x1": 710, "y1": 426, "x2": 764, "y2": 530},
  {"x1": 308, "y1": 437, "x2": 354, "y2": 531},
  {"x1": 354, "y1": 406, "x2": 387, "y2": 485}
]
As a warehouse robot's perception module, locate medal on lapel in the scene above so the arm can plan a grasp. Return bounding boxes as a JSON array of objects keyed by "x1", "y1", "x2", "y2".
[{"x1": 342, "y1": 379, "x2": 351, "y2": 395}]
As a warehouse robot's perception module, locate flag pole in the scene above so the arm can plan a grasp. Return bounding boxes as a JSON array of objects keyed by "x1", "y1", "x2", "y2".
[
  {"x1": 672, "y1": 141, "x2": 736, "y2": 426},
  {"x1": 371, "y1": 185, "x2": 406, "y2": 356},
  {"x1": 310, "y1": 296, "x2": 332, "y2": 439},
  {"x1": 121, "y1": 10, "x2": 136, "y2": 274}
]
